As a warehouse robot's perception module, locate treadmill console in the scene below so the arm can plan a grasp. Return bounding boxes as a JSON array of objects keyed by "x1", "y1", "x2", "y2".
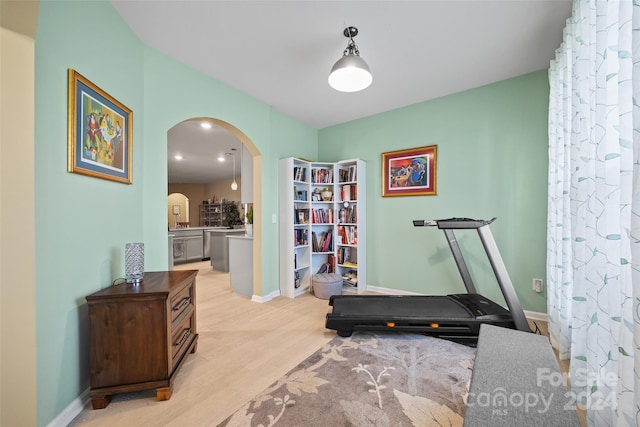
[
  {"x1": 437, "y1": 217, "x2": 496, "y2": 229},
  {"x1": 412, "y1": 217, "x2": 496, "y2": 229}
]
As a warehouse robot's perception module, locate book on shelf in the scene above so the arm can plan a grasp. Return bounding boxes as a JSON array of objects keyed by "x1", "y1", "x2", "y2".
[
  {"x1": 311, "y1": 168, "x2": 333, "y2": 184},
  {"x1": 328, "y1": 254, "x2": 336, "y2": 273},
  {"x1": 295, "y1": 209, "x2": 309, "y2": 224},
  {"x1": 294, "y1": 187, "x2": 307, "y2": 201},
  {"x1": 312, "y1": 208, "x2": 333, "y2": 224},
  {"x1": 311, "y1": 230, "x2": 333, "y2": 253},
  {"x1": 342, "y1": 270, "x2": 358, "y2": 287},
  {"x1": 342, "y1": 185, "x2": 351, "y2": 202},
  {"x1": 294, "y1": 228, "x2": 308, "y2": 246},
  {"x1": 294, "y1": 166, "x2": 307, "y2": 182},
  {"x1": 322, "y1": 229, "x2": 332, "y2": 252},
  {"x1": 337, "y1": 225, "x2": 357, "y2": 245},
  {"x1": 317, "y1": 254, "x2": 336, "y2": 274},
  {"x1": 337, "y1": 246, "x2": 357, "y2": 266},
  {"x1": 338, "y1": 166, "x2": 357, "y2": 183},
  {"x1": 339, "y1": 183, "x2": 357, "y2": 202}
]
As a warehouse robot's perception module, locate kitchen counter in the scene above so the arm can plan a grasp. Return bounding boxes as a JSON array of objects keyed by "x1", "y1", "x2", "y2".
[
  {"x1": 228, "y1": 235, "x2": 253, "y2": 297},
  {"x1": 208, "y1": 229, "x2": 246, "y2": 272},
  {"x1": 169, "y1": 226, "x2": 227, "y2": 232}
]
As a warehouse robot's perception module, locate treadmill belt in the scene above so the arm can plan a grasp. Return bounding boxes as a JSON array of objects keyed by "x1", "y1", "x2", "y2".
[{"x1": 330, "y1": 295, "x2": 472, "y2": 319}]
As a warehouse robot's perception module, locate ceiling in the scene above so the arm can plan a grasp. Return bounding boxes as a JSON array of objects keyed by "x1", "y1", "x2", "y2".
[
  {"x1": 113, "y1": 0, "x2": 573, "y2": 183},
  {"x1": 167, "y1": 120, "x2": 243, "y2": 184}
]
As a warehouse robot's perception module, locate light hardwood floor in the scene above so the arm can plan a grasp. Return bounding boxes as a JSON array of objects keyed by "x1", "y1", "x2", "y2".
[
  {"x1": 70, "y1": 261, "x2": 585, "y2": 426},
  {"x1": 70, "y1": 261, "x2": 335, "y2": 426}
]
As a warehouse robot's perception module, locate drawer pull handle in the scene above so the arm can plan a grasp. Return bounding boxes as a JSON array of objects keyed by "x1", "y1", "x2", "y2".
[
  {"x1": 173, "y1": 297, "x2": 191, "y2": 312},
  {"x1": 174, "y1": 328, "x2": 191, "y2": 347}
]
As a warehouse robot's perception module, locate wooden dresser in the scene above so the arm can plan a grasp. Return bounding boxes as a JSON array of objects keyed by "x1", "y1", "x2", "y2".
[{"x1": 86, "y1": 270, "x2": 198, "y2": 409}]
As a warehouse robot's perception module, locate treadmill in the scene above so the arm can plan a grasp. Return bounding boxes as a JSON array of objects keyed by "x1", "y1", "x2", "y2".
[{"x1": 325, "y1": 217, "x2": 531, "y2": 345}]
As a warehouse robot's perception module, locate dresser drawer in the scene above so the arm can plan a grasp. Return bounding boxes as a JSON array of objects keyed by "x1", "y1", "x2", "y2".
[
  {"x1": 171, "y1": 311, "x2": 195, "y2": 366},
  {"x1": 86, "y1": 270, "x2": 198, "y2": 409},
  {"x1": 170, "y1": 283, "x2": 194, "y2": 323}
]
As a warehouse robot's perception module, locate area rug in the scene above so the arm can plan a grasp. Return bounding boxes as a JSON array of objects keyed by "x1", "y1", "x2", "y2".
[{"x1": 218, "y1": 332, "x2": 475, "y2": 427}]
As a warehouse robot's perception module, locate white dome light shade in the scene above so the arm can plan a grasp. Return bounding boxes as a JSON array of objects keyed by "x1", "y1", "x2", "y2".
[{"x1": 328, "y1": 54, "x2": 373, "y2": 92}]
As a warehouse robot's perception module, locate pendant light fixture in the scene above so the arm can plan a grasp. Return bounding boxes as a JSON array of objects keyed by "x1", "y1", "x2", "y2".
[
  {"x1": 328, "y1": 26, "x2": 372, "y2": 92},
  {"x1": 230, "y1": 153, "x2": 238, "y2": 191}
]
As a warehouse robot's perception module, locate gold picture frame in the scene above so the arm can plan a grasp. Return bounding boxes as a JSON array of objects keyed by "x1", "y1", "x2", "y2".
[
  {"x1": 67, "y1": 69, "x2": 133, "y2": 184},
  {"x1": 382, "y1": 145, "x2": 437, "y2": 197}
]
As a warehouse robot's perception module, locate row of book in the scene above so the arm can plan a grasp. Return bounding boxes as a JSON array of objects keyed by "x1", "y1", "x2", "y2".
[
  {"x1": 337, "y1": 225, "x2": 357, "y2": 245},
  {"x1": 340, "y1": 184, "x2": 357, "y2": 202},
  {"x1": 337, "y1": 205, "x2": 357, "y2": 224},
  {"x1": 311, "y1": 168, "x2": 333, "y2": 184},
  {"x1": 293, "y1": 186, "x2": 308, "y2": 201},
  {"x1": 294, "y1": 166, "x2": 307, "y2": 182},
  {"x1": 294, "y1": 209, "x2": 310, "y2": 224},
  {"x1": 316, "y1": 254, "x2": 336, "y2": 274},
  {"x1": 312, "y1": 208, "x2": 334, "y2": 224},
  {"x1": 296, "y1": 206, "x2": 356, "y2": 225},
  {"x1": 337, "y1": 246, "x2": 357, "y2": 266},
  {"x1": 338, "y1": 166, "x2": 357, "y2": 183},
  {"x1": 295, "y1": 164, "x2": 357, "y2": 184},
  {"x1": 294, "y1": 229, "x2": 308, "y2": 246},
  {"x1": 312, "y1": 230, "x2": 333, "y2": 253}
]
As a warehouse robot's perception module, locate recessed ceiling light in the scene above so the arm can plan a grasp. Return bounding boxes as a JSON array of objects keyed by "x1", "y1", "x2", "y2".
[
  {"x1": 201, "y1": 122, "x2": 212, "y2": 129},
  {"x1": 217, "y1": 156, "x2": 225, "y2": 162},
  {"x1": 174, "y1": 155, "x2": 183, "y2": 160}
]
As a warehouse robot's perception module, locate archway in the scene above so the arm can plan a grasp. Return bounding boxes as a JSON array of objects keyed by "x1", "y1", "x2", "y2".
[{"x1": 167, "y1": 117, "x2": 263, "y2": 297}]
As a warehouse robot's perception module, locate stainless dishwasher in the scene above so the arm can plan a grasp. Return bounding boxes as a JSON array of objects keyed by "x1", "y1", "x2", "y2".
[{"x1": 203, "y1": 229, "x2": 212, "y2": 260}]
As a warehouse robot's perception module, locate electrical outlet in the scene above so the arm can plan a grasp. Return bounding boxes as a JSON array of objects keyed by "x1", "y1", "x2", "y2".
[{"x1": 533, "y1": 278, "x2": 544, "y2": 293}]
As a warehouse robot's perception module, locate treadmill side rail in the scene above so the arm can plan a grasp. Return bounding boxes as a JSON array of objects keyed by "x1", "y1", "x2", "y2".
[{"x1": 476, "y1": 225, "x2": 530, "y2": 332}]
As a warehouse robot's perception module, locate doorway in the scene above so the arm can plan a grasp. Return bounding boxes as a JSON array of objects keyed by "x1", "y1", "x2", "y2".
[{"x1": 166, "y1": 117, "x2": 262, "y2": 297}]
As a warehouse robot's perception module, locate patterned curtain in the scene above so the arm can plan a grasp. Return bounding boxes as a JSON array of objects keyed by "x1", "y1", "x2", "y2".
[{"x1": 547, "y1": 1, "x2": 640, "y2": 425}]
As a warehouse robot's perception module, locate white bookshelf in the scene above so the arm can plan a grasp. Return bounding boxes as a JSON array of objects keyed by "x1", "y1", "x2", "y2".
[
  {"x1": 279, "y1": 157, "x2": 366, "y2": 298},
  {"x1": 334, "y1": 159, "x2": 366, "y2": 293}
]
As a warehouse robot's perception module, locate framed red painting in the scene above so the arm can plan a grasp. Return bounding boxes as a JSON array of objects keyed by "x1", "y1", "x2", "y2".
[{"x1": 382, "y1": 145, "x2": 437, "y2": 197}]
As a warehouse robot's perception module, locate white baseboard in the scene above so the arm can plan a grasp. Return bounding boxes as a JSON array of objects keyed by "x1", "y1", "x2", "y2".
[
  {"x1": 365, "y1": 285, "x2": 423, "y2": 295},
  {"x1": 47, "y1": 388, "x2": 90, "y2": 427},
  {"x1": 251, "y1": 290, "x2": 280, "y2": 303},
  {"x1": 524, "y1": 310, "x2": 548, "y2": 322}
]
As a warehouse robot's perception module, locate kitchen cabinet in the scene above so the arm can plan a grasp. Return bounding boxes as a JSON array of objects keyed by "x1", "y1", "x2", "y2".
[{"x1": 171, "y1": 229, "x2": 204, "y2": 264}]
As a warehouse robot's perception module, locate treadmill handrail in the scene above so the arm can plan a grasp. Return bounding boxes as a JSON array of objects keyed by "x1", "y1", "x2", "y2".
[
  {"x1": 413, "y1": 217, "x2": 530, "y2": 333},
  {"x1": 476, "y1": 225, "x2": 530, "y2": 332}
]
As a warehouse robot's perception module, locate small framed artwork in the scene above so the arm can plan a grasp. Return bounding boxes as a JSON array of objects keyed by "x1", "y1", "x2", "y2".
[
  {"x1": 382, "y1": 145, "x2": 437, "y2": 197},
  {"x1": 172, "y1": 205, "x2": 180, "y2": 215},
  {"x1": 67, "y1": 69, "x2": 133, "y2": 184}
]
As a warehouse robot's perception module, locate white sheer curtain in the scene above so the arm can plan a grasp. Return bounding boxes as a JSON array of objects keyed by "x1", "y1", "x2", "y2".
[{"x1": 547, "y1": 1, "x2": 640, "y2": 425}]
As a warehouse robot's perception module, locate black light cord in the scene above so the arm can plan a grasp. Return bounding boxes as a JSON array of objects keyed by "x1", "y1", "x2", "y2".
[{"x1": 532, "y1": 320, "x2": 542, "y2": 335}]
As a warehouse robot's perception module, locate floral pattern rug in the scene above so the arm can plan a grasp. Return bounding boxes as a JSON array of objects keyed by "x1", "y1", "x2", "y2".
[{"x1": 218, "y1": 332, "x2": 475, "y2": 427}]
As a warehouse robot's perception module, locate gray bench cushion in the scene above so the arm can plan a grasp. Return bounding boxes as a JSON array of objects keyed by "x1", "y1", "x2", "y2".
[{"x1": 464, "y1": 324, "x2": 581, "y2": 426}]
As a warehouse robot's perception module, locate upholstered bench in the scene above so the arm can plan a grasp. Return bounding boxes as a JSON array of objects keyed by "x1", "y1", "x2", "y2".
[{"x1": 464, "y1": 324, "x2": 581, "y2": 426}]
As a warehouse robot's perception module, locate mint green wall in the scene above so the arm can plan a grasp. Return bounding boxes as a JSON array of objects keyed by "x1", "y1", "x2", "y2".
[
  {"x1": 140, "y1": 48, "x2": 318, "y2": 297},
  {"x1": 318, "y1": 71, "x2": 549, "y2": 314},
  {"x1": 34, "y1": 2, "x2": 316, "y2": 425},
  {"x1": 35, "y1": 1, "x2": 144, "y2": 424}
]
